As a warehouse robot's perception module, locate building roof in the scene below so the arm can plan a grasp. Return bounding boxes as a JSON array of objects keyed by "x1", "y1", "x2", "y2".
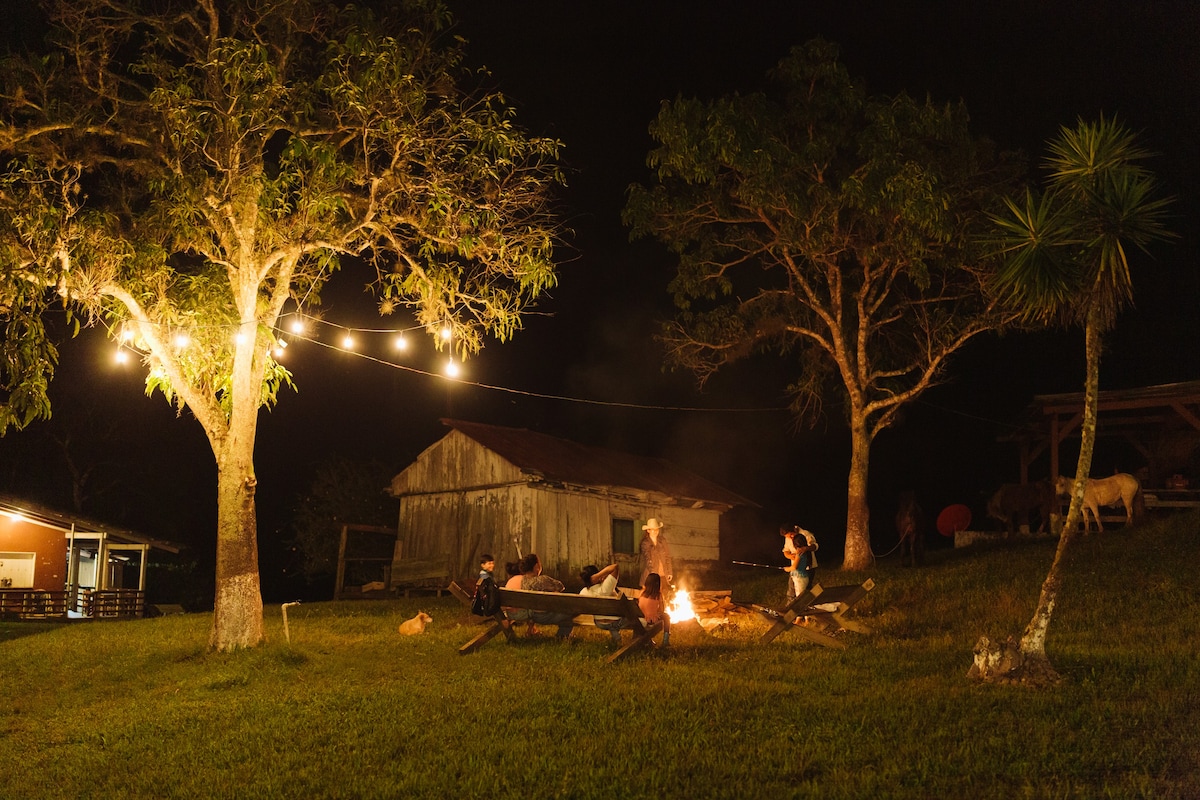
[
  {"x1": 0, "y1": 494, "x2": 182, "y2": 553},
  {"x1": 440, "y1": 419, "x2": 758, "y2": 509}
]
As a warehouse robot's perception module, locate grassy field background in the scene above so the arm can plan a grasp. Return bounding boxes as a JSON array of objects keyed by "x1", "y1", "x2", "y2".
[{"x1": 2, "y1": 514, "x2": 1197, "y2": 799}]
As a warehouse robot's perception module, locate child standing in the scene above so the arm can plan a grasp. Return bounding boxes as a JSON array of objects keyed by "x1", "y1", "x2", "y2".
[
  {"x1": 638, "y1": 572, "x2": 670, "y2": 648},
  {"x1": 783, "y1": 528, "x2": 818, "y2": 600}
]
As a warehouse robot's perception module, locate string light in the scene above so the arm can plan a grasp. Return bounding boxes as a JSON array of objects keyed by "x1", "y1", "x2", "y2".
[{"x1": 101, "y1": 309, "x2": 789, "y2": 413}]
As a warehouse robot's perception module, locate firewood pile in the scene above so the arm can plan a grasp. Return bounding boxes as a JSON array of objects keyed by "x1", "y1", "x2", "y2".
[{"x1": 689, "y1": 590, "x2": 756, "y2": 631}]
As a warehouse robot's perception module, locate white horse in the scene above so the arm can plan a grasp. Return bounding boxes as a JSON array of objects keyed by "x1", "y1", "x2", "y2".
[{"x1": 1054, "y1": 473, "x2": 1141, "y2": 532}]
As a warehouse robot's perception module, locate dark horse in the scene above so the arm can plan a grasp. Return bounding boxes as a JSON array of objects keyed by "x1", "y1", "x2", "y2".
[
  {"x1": 894, "y1": 491, "x2": 925, "y2": 566},
  {"x1": 987, "y1": 480, "x2": 1055, "y2": 537}
]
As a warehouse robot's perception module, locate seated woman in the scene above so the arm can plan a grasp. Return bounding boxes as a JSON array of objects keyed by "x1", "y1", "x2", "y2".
[
  {"x1": 638, "y1": 572, "x2": 670, "y2": 648},
  {"x1": 580, "y1": 563, "x2": 626, "y2": 646},
  {"x1": 516, "y1": 553, "x2": 574, "y2": 640}
]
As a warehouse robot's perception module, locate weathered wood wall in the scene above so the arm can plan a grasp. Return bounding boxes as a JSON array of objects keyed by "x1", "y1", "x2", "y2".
[{"x1": 391, "y1": 430, "x2": 725, "y2": 586}]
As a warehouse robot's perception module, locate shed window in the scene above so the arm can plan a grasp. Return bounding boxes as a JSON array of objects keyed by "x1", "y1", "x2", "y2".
[{"x1": 611, "y1": 518, "x2": 635, "y2": 555}]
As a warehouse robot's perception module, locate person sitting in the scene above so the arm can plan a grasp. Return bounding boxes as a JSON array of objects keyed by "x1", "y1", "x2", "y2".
[
  {"x1": 638, "y1": 572, "x2": 670, "y2": 648},
  {"x1": 503, "y1": 559, "x2": 535, "y2": 634},
  {"x1": 580, "y1": 563, "x2": 626, "y2": 646},
  {"x1": 517, "y1": 553, "x2": 574, "y2": 640}
]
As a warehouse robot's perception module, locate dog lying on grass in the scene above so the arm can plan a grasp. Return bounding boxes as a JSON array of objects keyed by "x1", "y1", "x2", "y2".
[{"x1": 397, "y1": 611, "x2": 433, "y2": 635}]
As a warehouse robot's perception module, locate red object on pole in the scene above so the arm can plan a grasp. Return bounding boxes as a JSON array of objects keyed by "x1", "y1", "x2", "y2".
[{"x1": 936, "y1": 504, "x2": 972, "y2": 537}]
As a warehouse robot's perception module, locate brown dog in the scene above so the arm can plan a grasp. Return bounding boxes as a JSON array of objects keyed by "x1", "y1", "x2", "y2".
[{"x1": 397, "y1": 611, "x2": 433, "y2": 635}]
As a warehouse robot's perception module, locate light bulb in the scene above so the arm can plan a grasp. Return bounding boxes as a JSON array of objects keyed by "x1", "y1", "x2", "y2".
[
  {"x1": 440, "y1": 326, "x2": 452, "y2": 341},
  {"x1": 394, "y1": 335, "x2": 408, "y2": 351},
  {"x1": 115, "y1": 349, "x2": 128, "y2": 364},
  {"x1": 342, "y1": 334, "x2": 354, "y2": 349},
  {"x1": 290, "y1": 318, "x2": 305, "y2": 334},
  {"x1": 445, "y1": 358, "x2": 460, "y2": 378}
]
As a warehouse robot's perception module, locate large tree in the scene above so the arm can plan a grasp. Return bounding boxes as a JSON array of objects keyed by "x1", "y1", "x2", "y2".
[
  {"x1": 973, "y1": 118, "x2": 1173, "y2": 684},
  {"x1": 624, "y1": 40, "x2": 1019, "y2": 570},
  {"x1": 0, "y1": 0, "x2": 562, "y2": 649}
]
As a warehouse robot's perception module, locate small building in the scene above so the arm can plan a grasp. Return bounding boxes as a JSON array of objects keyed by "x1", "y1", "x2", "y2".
[
  {"x1": 0, "y1": 495, "x2": 180, "y2": 619},
  {"x1": 385, "y1": 419, "x2": 757, "y2": 588}
]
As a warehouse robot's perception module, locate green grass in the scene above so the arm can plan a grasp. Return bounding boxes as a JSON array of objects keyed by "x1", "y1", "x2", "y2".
[{"x1": 2, "y1": 515, "x2": 1198, "y2": 799}]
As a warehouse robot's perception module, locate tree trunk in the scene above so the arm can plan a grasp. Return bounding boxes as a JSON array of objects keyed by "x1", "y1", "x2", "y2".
[
  {"x1": 207, "y1": 331, "x2": 266, "y2": 652},
  {"x1": 1020, "y1": 316, "x2": 1101, "y2": 652},
  {"x1": 842, "y1": 414, "x2": 872, "y2": 571},
  {"x1": 970, "y1": 315, "x2": 1102, "y2": 685},
  {"x1": 208, "y1": 427, "x2": 265, "y2": 651}
]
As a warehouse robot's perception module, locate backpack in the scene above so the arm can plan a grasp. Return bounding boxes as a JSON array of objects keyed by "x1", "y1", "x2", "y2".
[{"x1": 471, "y1": 575, "x2": 501, "y2": 616}]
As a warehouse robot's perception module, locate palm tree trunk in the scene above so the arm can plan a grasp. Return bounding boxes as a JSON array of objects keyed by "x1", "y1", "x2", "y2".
[{"x1": 1018, "y1": 312, "x2": 1102, "y2": 666}]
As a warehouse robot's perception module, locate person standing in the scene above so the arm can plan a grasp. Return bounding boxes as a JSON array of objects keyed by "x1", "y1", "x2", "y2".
[
  {"x1": 783, "y1": 527, "x2": 818, "y2": 601},
  {"x1": 638, "y1": 518, "x2": 673, "y2": 589}
]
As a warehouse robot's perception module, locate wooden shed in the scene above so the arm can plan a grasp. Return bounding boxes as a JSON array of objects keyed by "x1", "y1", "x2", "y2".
[
  {"x1": 385, "y1": 419, "x2": 757, "y2": 589},
  {"x1": 0, "y1": 495, "x2": 180, "y2": 619}
]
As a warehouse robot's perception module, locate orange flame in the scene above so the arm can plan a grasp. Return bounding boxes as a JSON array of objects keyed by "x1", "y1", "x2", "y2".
[{"x1": 667, "y1": 585, "x2": 696, "y2": 623}]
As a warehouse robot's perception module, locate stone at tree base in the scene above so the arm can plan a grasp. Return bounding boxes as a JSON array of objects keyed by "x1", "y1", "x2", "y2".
[{"x1": 967, "y1": 635, "x2": 1062, "y2": 686}]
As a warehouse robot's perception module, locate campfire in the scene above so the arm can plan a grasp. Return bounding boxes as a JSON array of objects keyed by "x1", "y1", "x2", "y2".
[
  {"x1": 666, "y1": 586, "x2": 755, "y2": 632},
  {"x1": 668, "y1": 585, "x2": 696, "y2": 623}
]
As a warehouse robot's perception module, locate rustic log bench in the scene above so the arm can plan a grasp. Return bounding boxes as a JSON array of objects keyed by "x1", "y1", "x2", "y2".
[
  {"x1": 449, "y1": 582, "x2": 663, "y2": 664},
  {"x1": 756, "y1": 578, "x2": 876, "y2": 649}
]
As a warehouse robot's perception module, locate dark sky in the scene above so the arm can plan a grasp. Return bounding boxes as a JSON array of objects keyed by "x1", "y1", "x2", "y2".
[{"x1": 3, "y1": 1, "x2": 1198, "y2": 594}]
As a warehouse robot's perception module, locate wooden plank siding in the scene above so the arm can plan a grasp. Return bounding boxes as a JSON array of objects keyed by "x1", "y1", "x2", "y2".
[{"x1": 389, "y1": 423, "x2": 750, "y2": 587}]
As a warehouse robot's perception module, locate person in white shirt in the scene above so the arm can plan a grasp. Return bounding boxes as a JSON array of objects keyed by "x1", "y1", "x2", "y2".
[{"x1": 579, "y1": 562, "x2": 624, "y2": 646}]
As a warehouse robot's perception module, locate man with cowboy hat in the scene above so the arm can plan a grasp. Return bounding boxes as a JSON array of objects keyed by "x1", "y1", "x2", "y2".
[{"x1": 638, "y1": 518, "x2": 673, "y2": 588}]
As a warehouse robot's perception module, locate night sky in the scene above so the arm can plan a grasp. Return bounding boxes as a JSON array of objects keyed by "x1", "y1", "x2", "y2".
[{"x1": 2, "y1": 1, "x2": 1198, "y2": 598}]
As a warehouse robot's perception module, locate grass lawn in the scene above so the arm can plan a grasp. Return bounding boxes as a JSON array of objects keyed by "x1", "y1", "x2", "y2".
[{"x1": 2, "y1": 514, "x2": 1198, "y2": 799}]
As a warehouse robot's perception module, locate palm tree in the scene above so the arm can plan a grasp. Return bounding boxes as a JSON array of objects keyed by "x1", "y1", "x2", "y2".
[{"x1": 983, "y1": 117, "x2": 1173, "y2": 683}]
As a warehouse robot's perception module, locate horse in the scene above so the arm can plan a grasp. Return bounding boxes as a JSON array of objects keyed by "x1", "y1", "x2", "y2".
[
  {"x1": 986, "y1": 480, "x2": 1055, "y2": 537},
  {"x1": 894, "y1": 491, "x2": 925, "y2": 566},
  {"x1": 1054, "y1": 473, "x2": 1141, "y2": 532}
]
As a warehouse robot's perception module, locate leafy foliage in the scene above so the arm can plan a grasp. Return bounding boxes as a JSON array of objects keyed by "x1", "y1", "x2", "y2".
[
  {"x1": 289, "y1": 456, "x2": 397, "y2": 583},
  {"x1": 624, "y1": 39, "x2": 1021, "y2": 568},
  {"x1": 625, "y1": 39, "x2": 1019, "y2": 435},
  {"x1": 0, "y1": 0, "x2": 562, "y2": 648}
]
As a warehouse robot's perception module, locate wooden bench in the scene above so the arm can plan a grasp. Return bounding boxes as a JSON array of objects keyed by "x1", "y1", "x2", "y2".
[
  {"x1": 450, "y1": 582, "x2": 663, "y2": 664},
  {"x1": 757, "y1": 579, "x2": 876, "y2": 649}
]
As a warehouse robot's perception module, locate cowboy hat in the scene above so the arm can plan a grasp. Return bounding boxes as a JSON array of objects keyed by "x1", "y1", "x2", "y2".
[{"x1": 642, "y1": 518, "x2": 663, "y2": 531}]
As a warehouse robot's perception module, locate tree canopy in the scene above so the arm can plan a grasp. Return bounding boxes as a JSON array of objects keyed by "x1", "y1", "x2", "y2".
[
  {"x1": 624, "y1": 40, "x2": 1021, "y2": 569},
  {"x1": 0, "y1": 0, "x2": 563, "y2": 648}
]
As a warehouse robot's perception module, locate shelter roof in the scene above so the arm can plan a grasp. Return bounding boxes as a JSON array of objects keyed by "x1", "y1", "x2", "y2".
[
  {"x1": 1006, "y1": 379, "x2": 1200, "y2": 440},
  {"x1": 0, "y1": 494, "x2": 182, "y2": 553},
  {"x1": 439, "y1": 418, "x2": 758, "y2": 509}
]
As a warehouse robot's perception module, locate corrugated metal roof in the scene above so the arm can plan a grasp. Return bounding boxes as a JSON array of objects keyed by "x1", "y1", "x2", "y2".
[{"x1": 441, "y1": 419, "x2": 758, "y2": 509}]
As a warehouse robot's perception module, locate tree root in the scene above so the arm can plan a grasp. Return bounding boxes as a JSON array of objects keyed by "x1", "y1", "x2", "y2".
[{"x1": 966, "y1": 635, "x2": 1062, "y2": 687}]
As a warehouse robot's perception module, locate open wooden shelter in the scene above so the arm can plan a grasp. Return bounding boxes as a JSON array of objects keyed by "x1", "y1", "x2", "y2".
[{"x1": 1000, "y1": 380, "x2": 1200, "y2": 508}]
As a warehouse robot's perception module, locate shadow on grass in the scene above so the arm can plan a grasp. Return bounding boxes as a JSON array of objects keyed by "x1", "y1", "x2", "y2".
[{"x1": 0, "y1": 619, "x2": 72, "y2": 644}]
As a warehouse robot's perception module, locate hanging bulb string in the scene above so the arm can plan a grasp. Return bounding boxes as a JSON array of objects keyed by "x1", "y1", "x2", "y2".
[{"x1": 288, "y1": 331, "x2": 790, "y2": 413}]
